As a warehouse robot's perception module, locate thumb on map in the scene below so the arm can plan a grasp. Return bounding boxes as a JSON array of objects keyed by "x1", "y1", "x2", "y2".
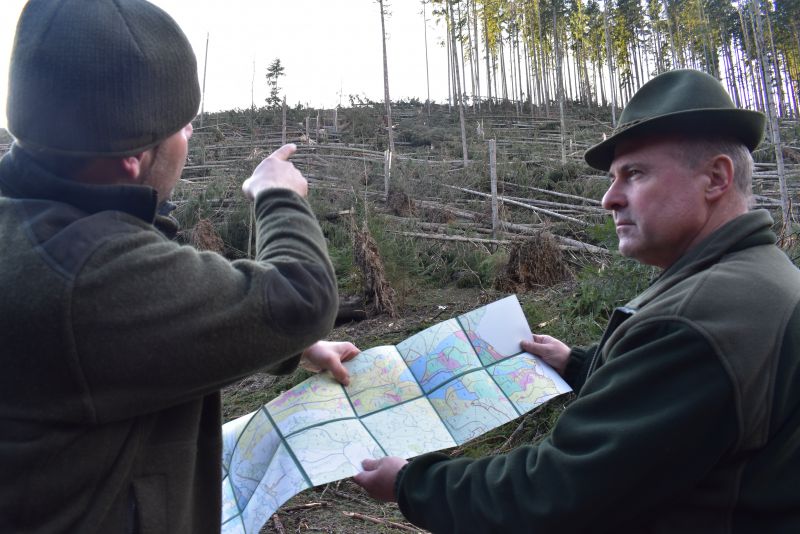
[{"x1": 361, "y1": 458, "x2": 380, "y2": 471}]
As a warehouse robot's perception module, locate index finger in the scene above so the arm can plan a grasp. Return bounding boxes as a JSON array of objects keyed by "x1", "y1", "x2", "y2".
[
  {"x1": 268, "y1": 143, "x2": 297, "y2": 161},
  {"x1": 328, "y1": 360, "x2": 351, "y2": 386},
  {"x1": 340, "y1": 342, "x2": 360, "y2": 362}
]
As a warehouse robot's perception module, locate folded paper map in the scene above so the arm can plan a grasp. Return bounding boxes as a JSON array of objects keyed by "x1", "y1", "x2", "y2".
[{"x1": 220, "y1": 295, "x2": 571, "y2": 533}]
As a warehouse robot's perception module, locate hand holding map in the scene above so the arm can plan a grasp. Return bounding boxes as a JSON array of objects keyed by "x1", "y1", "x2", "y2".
[{"x1": 221, "y1": 295, "x2": 572, "y2": 533}]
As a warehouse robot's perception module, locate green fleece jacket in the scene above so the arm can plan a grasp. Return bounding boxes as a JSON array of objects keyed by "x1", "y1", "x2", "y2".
[
  {"x1": 396, "y1": 210, "x2": 800, "y2": 533},
  {"x1": 0, "y1": 145, "x2": 338, "y2": 533}
]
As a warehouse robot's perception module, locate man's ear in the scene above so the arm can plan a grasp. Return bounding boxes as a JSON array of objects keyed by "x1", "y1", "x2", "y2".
[
  {"x1": 72, "y1": 151, "x2": 150, "y2": 185},
  {"x1": 705, "y1": 154, "x2": 735, "y2": 202},
  {"x1": 119, "y1": 151, "x2": 150, "y2": 181}
]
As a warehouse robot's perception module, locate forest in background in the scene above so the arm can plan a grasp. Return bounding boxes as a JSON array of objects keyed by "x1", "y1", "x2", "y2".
[
  {"x1": 421, "y1": 0, "x2": 798, "y2": 117},
  {"x1": 359, "y1": 0, "x2": 800, "y2": 232}
]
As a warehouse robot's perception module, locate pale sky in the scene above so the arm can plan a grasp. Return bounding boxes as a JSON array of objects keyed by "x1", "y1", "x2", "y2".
[{"x1": 1, "y1": 0, "x2": 451, "y2": 130}]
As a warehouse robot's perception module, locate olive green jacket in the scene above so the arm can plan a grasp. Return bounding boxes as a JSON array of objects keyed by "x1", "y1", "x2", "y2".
[
  {"x1": 397, "y1": 210, "x2": 800, "y2": 533},
  {"x1": 0, "y1": 146, "x2": 338, "y2": 533}
]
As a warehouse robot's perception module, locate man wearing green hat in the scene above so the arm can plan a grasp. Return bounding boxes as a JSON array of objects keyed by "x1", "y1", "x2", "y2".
[
  {"x1": 0, "y1": 0, "x2": 358, "y2": 532},
  {"x1": 355, "y1": 69, "x2": 800, "y2": 532}
]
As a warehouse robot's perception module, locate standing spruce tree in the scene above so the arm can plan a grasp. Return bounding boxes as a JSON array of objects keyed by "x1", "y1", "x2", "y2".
[{"x1": 265, "y1": 58, "x2": 285, "y2": 109}]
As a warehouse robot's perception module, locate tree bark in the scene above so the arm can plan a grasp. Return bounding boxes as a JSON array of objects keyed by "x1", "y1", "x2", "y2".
[
  {"x1": 422, "y1": 1, "x2": 431, "y2": 116},
  {"x1": 553, "y1": 1, "x2": 567, "y2": 164},
  {"x1": 378, "y1": 0, "x2": 394, "y2": 199},
  {"x1": 603, "y1": 0, "x2": 617, "y2": 126},
  {"x1": 751, "y1": 1, "x2": 792, "y2": 228},
  {"x1": 472, "y1": 0, "x2": 482, "y2": 111},
  {"x1": 448, "y1": 0, "x2": 470, "y2": 166}
]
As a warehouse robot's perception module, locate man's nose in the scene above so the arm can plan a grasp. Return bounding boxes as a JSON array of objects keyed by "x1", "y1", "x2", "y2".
[{"x1": 601, "y1": 180, "x2": 626, "y2": 211}]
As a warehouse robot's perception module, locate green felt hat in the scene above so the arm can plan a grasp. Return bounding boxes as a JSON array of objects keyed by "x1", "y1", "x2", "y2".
[{"x1": 584, "y1": 69, "x2": 766, "y2": 171}]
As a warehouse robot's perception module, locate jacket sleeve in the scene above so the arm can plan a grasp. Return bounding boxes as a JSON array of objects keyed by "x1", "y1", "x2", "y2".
[
  {"x1": 70, "y1": 189, "x2": 338, "y2": 422},
  {"x1": 563, "y1": 344, "x2": 596, "y2": 391},
  {"x1": 396, "y1": 319, "x2": 739, "y2": 533}
]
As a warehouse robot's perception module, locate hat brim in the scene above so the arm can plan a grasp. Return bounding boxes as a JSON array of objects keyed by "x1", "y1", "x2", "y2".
[{"x1": 584, "y1": 108, "x2": 766, "y2": 171}]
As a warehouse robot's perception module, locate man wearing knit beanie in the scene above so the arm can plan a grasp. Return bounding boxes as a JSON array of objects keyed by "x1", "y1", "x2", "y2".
[
  {"x1": 356, "y1": 70, "x2": 800, "y2": 532},
  {"x1": 0, "y1": 1, "x2": 357, "y2": 532}
]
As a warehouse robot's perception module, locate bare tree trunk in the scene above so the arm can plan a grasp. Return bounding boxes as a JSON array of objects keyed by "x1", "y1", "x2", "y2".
[
  {"x1": 510, "y1": 31, "x2": 517, "y2": 104},
  {"x1": 492, "y1": 46, "x2": 500, "y2": 105},
  {"x1": 516, "y1": 29, "x2": 525, "y2": 108},
  {"x1": 742, "y1": 7, "x2": 765, "y2": 112},
  {"x1": 721, "y1": 34, "x2": 741, "y2": 107},
  {"x1": 378, "y1": 0, "x2": 395, "y2": 199},
  {"x1": 456, "y1": 0, "x2": 475, "y2": 112},
  {"x1": 528, "y1": 12, "x2": 543, "y2": 111},
  {"x1": 751, "y1": 1, "x2": 792, "y2": 228},
  {"x1": 249, "y1": 60, "x2": 255, "y2": 134},
  {"x1": 499, "y1": 37, "x2": 509, "y2": 101},
  {"x1": 583, "y1": 51, "x2": 593, "y2": 108},
  {"x1": 464, "y1": 0, "x2": 477, "y2": 111},
  {"x1": 630, "y1": 39, "x2": 641, "y2": 90},
  {"x1": 553, "y1": 3, "x2": 567, "y2": 164},
  {"x1": 448, "y1": 1, "x2": 470, "y2": 166},
  {"x1": 472, "y1": 0, "x2": 482, "y2": 111},
  {"x1": 764, "y1": 9, "x2": 785, "y2": 117},
  {"x1": 446, "y1": 18, "x2": 453, "y2": 111},
  {"x1": 749, "y1": 10, "x2": 765, "y2": 112},
  {"x1": 603, "y1": 1, "x2": 617, "y2": 126},
  {"x1": 456, "y1": 2, "x2": 469, "y2": 110},
  {"x1": 791, "y1": 23, "x2": 800, "y2": 116},
  {"x1": 786, "y1": 26, "x2": 800, "y2": 116},
  {"x1": 663, "y1": 0, "x2": 678, "y2": 69},
  {"x1": 489, "y1": 139, "x2": 498, "y2": 240},
  {"x1": 200, "y1": 33, "x2": 209, "y2": 129},
  {"x1": 422, "y1": 0, "x2": 431, "y2": 116},
  {"x1": 384, "y1": 149, "x2": 392, "y2": 203},
  {"x1": 564, "y1": 45, "x2": 573, "y2": 101},
  {"x1": 596, "y1": 56, "x2": 607, "y2": 106},
  {"x1": 538, "y1": 8, "x2": 550, "y2": 117},
  {"x1": 524, "y1": 39, "x2": 533, "y2": 110},
  {"x1": 483, "y1": 6, "x2": 493, "y2": 107},
  {"x1": 696, "y1": 1, "x2": 714, "y2": 77},
  {"x1": 281, "y1": 96, "x2": 287, "y2": 145},
  {"x1": 509, "y1": 33, "x2": 518, "y2": 113},
  {"x1": 651, "y1": 10, "x2": 663, "y2": 73},
  {"x1": 734, "y1": 43, "x2": 751, "y2": 108}
]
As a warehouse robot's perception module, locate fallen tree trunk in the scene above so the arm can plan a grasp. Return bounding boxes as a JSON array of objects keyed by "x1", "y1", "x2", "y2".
[
  {"x1": 336, "y1": 295, "x2": 367, "y2": 324},
  {"x1": 443, "y1": 184, "x2": 590, "y2": 226}
]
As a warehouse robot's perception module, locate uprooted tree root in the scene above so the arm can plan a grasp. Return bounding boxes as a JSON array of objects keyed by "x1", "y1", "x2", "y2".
[
  {"x1": 386, "y1": 189, "x2": 415, "y2": 217},
  {"x1": 353, "y1": 220, "x2": 398, "y2": 318},
  {"x1": 190, "y1": 218, "x2": 225, "y2": 253},
  {"x1": 495, "y1": 232, "x2": 572, "y2": 291}
]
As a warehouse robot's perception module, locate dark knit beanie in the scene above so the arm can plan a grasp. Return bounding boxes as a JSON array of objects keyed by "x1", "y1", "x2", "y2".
[{"x1": 6, "y1": 0, "x2": 201, "y2": 157}]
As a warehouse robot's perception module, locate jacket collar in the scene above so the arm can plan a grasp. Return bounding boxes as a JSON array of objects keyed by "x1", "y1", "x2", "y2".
[
  {"x1": 627, "y1": 209, "x2": 776, "y2": 310},
  {"x1": 0, "y1": 143, "x2": 159, "y2": 224},
  {"x1": 588, "y1": 209, "x2": 776, "y2": 378}
]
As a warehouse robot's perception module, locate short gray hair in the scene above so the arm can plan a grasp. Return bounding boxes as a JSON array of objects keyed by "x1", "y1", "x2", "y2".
[{"x1": 680, "y1": 137, "x2": 754, "y2": 201}]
